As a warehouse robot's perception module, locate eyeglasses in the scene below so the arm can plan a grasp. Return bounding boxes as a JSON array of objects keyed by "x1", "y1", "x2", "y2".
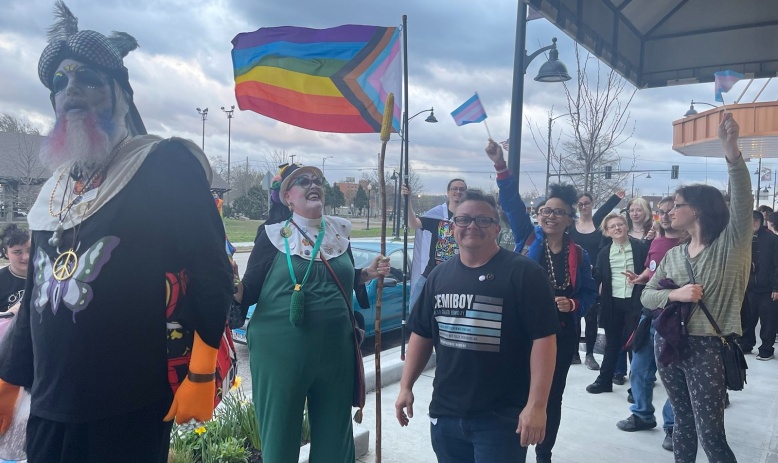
[
  {"x1": 657, "y1": 209, "x2": 673, "y2": 216},
  {"x1": 673, "y1": 203, "x2": 689, "y2": 210},
  {"x1": 449, "y1": 187, "x2": 467, "y2": 192},
  {"x1": 288, "y1": 176, "x2": 323, "y2": 190},
  {"x1": 452, "y1": 216, "x2": 499, "y2": 228},
  {"x1": 577, "y1": 202, "x2": 592, "y2": 208},
  {"x1": 538, "y1": 207, "x2": 570, "y2": 218},
  {"x1": 607, "y1": 223, "x2": 626, "y2": 230},
  {"x1": 52, "y1": 67, "x2": 107, "y2": 94}
]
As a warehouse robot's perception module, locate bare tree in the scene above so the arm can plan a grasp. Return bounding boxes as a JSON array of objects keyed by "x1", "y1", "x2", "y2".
[
  {"x1": 0, "y1": 114, "x2": 47, "y2": 212},
  {"x1": 527, "y1": 48, "x2": 637, "y2": 203},
  {"x1": 262, "y1": 149, "x2": 290, "y2": 174}
]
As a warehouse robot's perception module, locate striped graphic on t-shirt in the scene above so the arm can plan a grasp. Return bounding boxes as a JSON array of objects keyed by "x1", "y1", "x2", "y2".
[{"x1": 434, "y1": 294, "x2": 503, "y2": 352}]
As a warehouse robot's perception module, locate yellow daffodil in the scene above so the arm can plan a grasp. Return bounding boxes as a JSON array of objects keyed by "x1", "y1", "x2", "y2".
[
  {"x1": 231, "y1": 376, "x2": 242, "y2": 390},
  {"x1": 194, "y1": 426, "x2": 207, "y2": 435}
]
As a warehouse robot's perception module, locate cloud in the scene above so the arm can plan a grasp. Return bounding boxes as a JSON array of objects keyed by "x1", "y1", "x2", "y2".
[{"x1": 2, "y1": 0, "x2": 776, "y2": 200}]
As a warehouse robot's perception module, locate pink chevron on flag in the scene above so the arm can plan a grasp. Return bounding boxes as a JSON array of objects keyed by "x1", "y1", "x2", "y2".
[
  {"x1": 714, "y1": 70, "x2": 744, "y2": 103},
  {"x1": 451, "y1": 93, "x2": 487, "y2": 126}
]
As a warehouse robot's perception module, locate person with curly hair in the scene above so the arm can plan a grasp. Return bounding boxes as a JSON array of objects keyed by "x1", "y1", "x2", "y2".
[{"x1": 485, "y1": 140, "x2": 597, "y2": 463}]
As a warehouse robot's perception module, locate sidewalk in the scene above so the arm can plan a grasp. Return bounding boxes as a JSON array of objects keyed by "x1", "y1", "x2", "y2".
[{"x1": 355, "y1": 348, "x2": 778, "y2": 462}]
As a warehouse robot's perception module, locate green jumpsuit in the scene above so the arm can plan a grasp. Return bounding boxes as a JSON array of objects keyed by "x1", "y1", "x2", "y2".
[{"x1": 247, "y1": 251, "x2": 356, "y2": 463}]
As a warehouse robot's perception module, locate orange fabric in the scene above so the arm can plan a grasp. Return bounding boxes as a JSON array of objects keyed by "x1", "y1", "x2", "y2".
[
  {"x1": 0, "y1": 380, "x2": 20, "y2": 434},
  {"x1": 163, "y1": 332, "x2": 218, "y2": 424}
]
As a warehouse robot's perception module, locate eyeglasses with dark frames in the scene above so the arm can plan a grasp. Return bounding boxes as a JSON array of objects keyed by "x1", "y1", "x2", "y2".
[
  {"x1": 449, "y1": 186, "x2": 467, "y2": 192},
  {"x1": 538, "y1": 207, "x2": 571, "y2": 218},
  {"x1": 577, "y1": 201, "x2": 592, "y2": 208},
  {"x1": 673, "y1": 203, "x2": 689, "y2": 210},
  {"x1": 452, "y1": 216, "x2": 499, "y2": 228},
  {"x1": 288, "y1": 176, "x2": 323, "y2": 190}
]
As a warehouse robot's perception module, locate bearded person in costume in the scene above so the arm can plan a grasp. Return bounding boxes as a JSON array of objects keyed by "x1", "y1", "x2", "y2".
[{"x1": 0, "y1": 2, "x2": 233, "y2": 461}]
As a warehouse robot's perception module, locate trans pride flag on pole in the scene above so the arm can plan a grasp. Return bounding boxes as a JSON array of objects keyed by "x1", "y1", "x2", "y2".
[
  {"x1": 451, "y1": 93, "x2": 488, "y2": 126},
  {"x1": 714, "y1": 70, "x2": 745, "y2": 103},
  {"x1": 231, "y1": 25, "x2": 402, "y2": 133}
]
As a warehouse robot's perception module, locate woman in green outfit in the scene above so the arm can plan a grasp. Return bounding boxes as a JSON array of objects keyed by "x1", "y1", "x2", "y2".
[{"x1": 235, "y1": 163, "x2": 389, "y2": 463}]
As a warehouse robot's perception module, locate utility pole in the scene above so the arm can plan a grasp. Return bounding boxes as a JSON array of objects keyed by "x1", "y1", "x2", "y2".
[
  {"x1": 221, "y1": 106, "x2": 235, "y2": 191},
  {"x1": 290, "y1": 154, "x2": 296, "y2": 164},
  {"x1": 196, "y1": 107, "x2": 208, "y2": 152}
]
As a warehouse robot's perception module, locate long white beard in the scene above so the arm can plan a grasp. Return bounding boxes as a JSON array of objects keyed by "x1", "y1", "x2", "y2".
[{"x1": 39, "y1": 111, "x2": 115, "y2": 169}]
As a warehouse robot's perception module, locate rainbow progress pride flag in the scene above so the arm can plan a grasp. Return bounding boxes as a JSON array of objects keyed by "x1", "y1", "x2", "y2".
[{"x1": 231, "y1": 25, "x2": 401, "y2": 133}]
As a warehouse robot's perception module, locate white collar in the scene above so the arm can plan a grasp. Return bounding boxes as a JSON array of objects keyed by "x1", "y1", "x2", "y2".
[{"x1": 265, "y1": 213, "x2": 352, "y2": 260}]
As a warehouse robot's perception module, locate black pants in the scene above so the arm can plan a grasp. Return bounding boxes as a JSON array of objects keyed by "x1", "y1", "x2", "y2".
[
  {"x1": 744, "y1": 290, "x2": 777, "y2": 356},
  {"x1": 26, "y1": 400, "x2": 173, "y2": 463},
  {"x1": 581, "y1": 300, "x2": 600, "y2": 356},
  {"x1": 536, "y1": 316, "x2": 578, "y2": 461},
  {"x1": 596, "y1": 297, "x2": 640, "y2": 385}
]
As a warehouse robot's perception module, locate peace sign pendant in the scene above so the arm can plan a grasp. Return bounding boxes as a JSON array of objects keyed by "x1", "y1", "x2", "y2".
[{"x1": 53, "y1": 249, "x2": 79, "y2": 281}]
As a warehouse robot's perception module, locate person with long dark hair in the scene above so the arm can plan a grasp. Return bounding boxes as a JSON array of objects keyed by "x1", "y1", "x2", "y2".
[
  {"x1": 486, "y1": 140, "x2": 597, "y2": 463},
  {"x1": 641, "y1": 113, "x2": 748, "y2": 462},
  {"x1": 569, "y1": 190, "x2": 624, "y2": 369}
]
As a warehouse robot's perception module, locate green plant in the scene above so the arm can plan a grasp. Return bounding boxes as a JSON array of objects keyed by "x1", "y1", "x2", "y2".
[
  {"x1": 167, "y1": 446, "x2": 196, "y2": 463},
  {"x1": 205, "y1": 436, "x2": 248, "y2": 463}
]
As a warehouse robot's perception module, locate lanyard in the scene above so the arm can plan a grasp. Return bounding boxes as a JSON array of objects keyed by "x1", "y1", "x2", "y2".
[{"x1": 283, "y1": 218, "x2": 326, "y2": 291}]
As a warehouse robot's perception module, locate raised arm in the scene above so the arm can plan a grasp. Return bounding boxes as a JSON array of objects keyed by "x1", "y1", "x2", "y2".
[
  {"x1": 592, "y1": 191, "x2": 625, "y2": 227},
  {"x1": 719, "y1": 112, "x2": 752, "y2": 247},
  {"x1": 485, "y1": 139, "x2": 534, "y2": 251},
  {"x1": 401, "y1": 185, "x2": 423, "y2": 230}
]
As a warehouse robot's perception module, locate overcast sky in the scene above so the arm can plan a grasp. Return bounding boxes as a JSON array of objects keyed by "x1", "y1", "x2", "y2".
[{"x1": 2, "y1": 0, "x2": 776, "y2": 202}]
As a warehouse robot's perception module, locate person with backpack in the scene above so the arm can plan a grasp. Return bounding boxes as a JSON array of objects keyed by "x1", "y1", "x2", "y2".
[{"x1": 485, "y1": 139, "x2": 597, "y2": 463}]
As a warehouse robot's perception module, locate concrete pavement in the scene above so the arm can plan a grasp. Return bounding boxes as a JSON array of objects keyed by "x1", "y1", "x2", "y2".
[{"x1": 354, "y1": 346, "x2": 778, "y2": 463}]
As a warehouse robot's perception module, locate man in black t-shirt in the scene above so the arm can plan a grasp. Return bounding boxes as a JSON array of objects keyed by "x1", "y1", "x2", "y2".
[
  {"x1": 404, "y1": 178, "x2": 467, "y2": 309},
  {"x1": 395, "y1": 190, "x2": 558, "y2": 463}
]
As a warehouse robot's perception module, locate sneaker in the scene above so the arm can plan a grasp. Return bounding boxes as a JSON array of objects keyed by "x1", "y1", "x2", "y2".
[
  {"x1": 616, "y1": 414, "x2": 656, "y2": 432},
  {"x1": 756, "y1": 353, "x2": 775, "y2": 361},
  {"x1": 742, "y1": 347, "x2": 754, "y2": 354},
  {"x1": 572, "y1": 352, "x2": 582, "y2": 364},
  {"x1": 586, "y1": 381, "x2": 613, "y2": 394},
  {"x1": 584, "y1": 354, "x2": 600, "y2": 370},
  {"x1": 662, "y1": 429, "x2": 673, "y2": 451},
  {"x1": 613, "y1": 374, "x2": 626, "y2": 386},
  {"x1": 627, "y1": 388, "x2": 634, "y2": 404}
]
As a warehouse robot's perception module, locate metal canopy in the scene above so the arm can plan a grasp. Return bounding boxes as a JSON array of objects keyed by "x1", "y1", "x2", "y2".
[{"x1": 526, "y1": 0, "x2": 778, "y2": 88}]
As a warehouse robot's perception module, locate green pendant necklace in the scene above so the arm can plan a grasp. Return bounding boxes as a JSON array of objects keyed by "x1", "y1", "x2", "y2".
[{"x1": 283, "y1": 217, "x2": 325, "y2": 326}]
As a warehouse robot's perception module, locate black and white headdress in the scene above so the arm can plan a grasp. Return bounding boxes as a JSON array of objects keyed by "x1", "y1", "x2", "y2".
[{"x1": 38, "y1": 0, "x2": 147, "y2": 135}]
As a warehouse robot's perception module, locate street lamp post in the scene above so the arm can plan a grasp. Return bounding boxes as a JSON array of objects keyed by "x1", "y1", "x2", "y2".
[
  {"x1": 366, "y1": 184, "x2": 372, "y2": 230},
  {"x1": 545, "y1": 112, "x2": 576, "y2": 198},
  {"x1": 683, "y1": 100, "x2": 719, "y2": 117},
  {"x1": 390, "y1": 170, "x2": 399, "y2": 236},
  {"x1": 508, "y1": 2, "x2": 572, "y2": 186},
  {"x1": 321, "y1": 156, "x2": 333, "y2": 179},
  {"x1": 196, "y1": 107, "x2": 208, "y2": 152},
  {"x1": 221, "y1": 106, "x2": 234, "y2": 191},
  {"x1": 755, "y1": 156, "x2": 763, "y2": 208},
  {"x1": 397, "y1": 107, "x2": 437, "y2": 236},
  {"x1": 630, "y1": 172, "x2": 652, "y2": 198}
]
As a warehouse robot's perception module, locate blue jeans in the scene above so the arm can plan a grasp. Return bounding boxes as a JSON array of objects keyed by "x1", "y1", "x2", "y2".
[
  {"x1": 629, "y1": 315, "x2": 674, "y2": 430},
  {"x1": 430, "y1": 410, "x2": 527, "y2": 463}
]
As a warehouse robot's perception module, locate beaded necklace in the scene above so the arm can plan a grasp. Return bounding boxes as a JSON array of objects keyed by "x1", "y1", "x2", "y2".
[
  {"x1": 544, "y1": 239, "x2": 571, "y2": 290},
  {"x1": 47, "y1": 136, "x2": 131, "y2": 281}
]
